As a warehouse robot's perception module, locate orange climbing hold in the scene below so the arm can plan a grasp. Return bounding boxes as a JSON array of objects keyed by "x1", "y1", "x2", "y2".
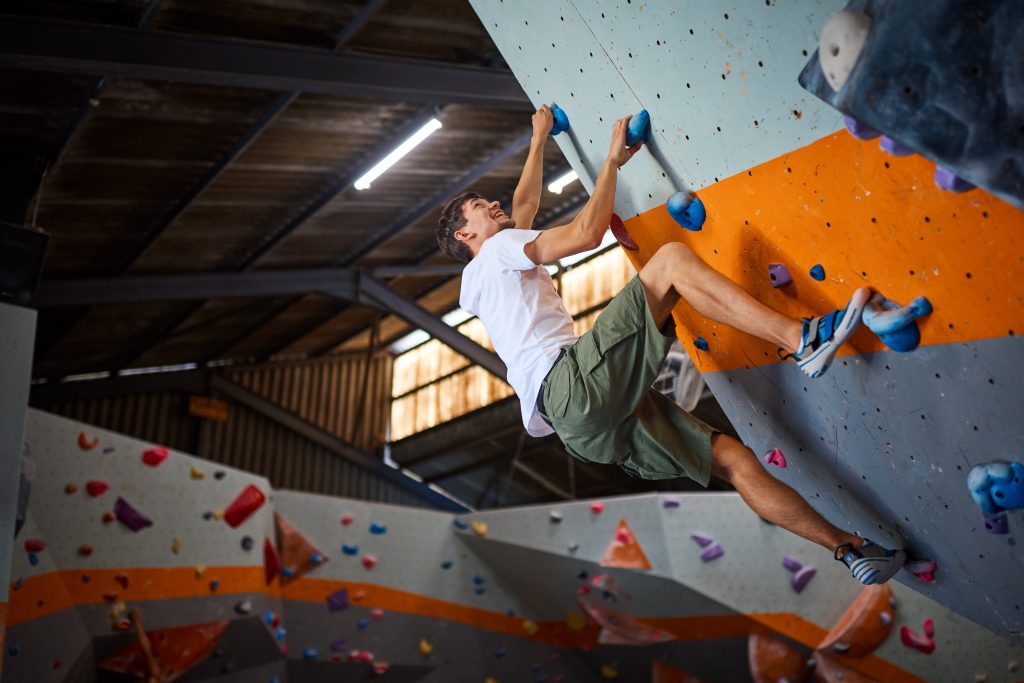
[
  {"x1": 97, "y1": 620, "x2": 228, "y2": 681},
  {"x1": 275, "y1": 513, "x2": 328, "y2": 584},
  {"x1": 224, "y1": 484, "x2": 266, "y2": 528},
  {"x1": 818, "y1": 584, "x2": 895, "y2": 658},
  {"x1": 812, "y1": 651, "x2": 878, "y2": 683},
  {"x1": 600, "y1": 519, "x2": 652, "y2": 570},
  {"x1": 78, "y1": 432, "x2": 99, "y2": 450},
  {"x1": 652, "y1": 659, "x2": 708, "y2": 683},
  {"x1": 747, "y1": 634, "x2": 809, "y2": 683}
]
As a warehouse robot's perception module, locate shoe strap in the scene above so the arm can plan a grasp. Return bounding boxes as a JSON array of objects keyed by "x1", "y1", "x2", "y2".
[{"x1": 833, "y1": 542, "x2": 856, "y2": 562}]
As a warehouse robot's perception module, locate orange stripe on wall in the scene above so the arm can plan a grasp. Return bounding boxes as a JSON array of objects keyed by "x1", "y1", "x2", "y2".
[
  {"x1": 621, "y1": 130, "x2": 1023, "y2": 374},
  {"x1": 6, "y1": 570, "x2": 922, "y2": 681}
]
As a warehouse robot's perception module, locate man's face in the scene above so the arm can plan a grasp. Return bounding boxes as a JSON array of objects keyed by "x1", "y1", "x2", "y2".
[{"x1": 460, "y1": 197, "x2": 516, "y2": 242}]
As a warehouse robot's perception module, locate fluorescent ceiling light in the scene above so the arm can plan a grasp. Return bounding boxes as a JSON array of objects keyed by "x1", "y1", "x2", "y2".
[
  {"x1": 354, "y1": 117, "x2": 443, "y2": 190},
  {"x1": 547, "y1": 170, "x2": 579, "y2": 194}
]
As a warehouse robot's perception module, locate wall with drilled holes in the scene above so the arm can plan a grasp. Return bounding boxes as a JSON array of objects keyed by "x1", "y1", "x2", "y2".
[{"x1": 470, "y1": 0, "x2": 1024, "y2": 645}]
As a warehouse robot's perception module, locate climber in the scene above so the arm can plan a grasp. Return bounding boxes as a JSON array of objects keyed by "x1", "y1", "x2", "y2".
[{"x1": 435, "y1": 107, "x2": 905, "y2": 585}]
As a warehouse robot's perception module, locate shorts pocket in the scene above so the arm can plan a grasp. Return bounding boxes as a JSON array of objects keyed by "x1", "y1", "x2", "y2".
[
  {"x1": 576, "y1": 325, "x2": 637, "y2": 375},
  {"x1": 542, "y1": 360, "x2": 572, "y2": 420}
]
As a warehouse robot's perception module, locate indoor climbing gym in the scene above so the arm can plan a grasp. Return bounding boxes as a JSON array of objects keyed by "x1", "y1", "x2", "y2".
[{"x1": 1, "y1": 0, "x2": 1022, "y2": 681}]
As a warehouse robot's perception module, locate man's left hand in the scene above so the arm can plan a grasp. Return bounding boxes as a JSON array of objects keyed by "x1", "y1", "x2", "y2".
[{"x1": 532, "y1": 105, "x2": 554, "y2": 139}]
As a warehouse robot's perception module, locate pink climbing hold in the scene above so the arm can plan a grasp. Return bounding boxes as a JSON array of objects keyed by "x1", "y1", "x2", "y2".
[
  {"x1": 86, "y1": 481, "x2": 109, "y2": 497},
  {"x1": 340, "y1": 514, "x2": 354, "y2": 526},
  {"x1": 700, "y1": 543, "x2": 724, "y2": 562},
  {"x1": 615, "y1": 528, "x2": 631, "y2": 544},
  {"x1": 142, "y1": 447, "x2": 169, "y2": 467},
  {"x1": 590, "y1": 501, "x2": 605, "y2": 514},
  {"x1": 370, "y1": 608, "x2": 384, "y2": 620},
  {"x1": 224, "y1": 484, "x2": 266, "y2": 528},
  {"x1": 906, "y1": 559, "x2": 938, "y2": 583},
  {"x1": 24, "y1": 539, "x2": 46, "y2": 553},
  {"x1": 900, "y1": 618, "x2": 936, "y2": 654},
  {"x1": 791, "y1": 565, "x2": 817, "y2": 593},
  {"x1": 362, "y1": 555, "x2": 378, "y2": 570},
  {"x1": 114, "y1": 497, "x2": 153, "y2": 532},
  {"x1": 690, "y1": 532, "x2": 714, "y2": 548},
  {"x1": 764, "y1": 448, "x2": 787, "y2": 468}
]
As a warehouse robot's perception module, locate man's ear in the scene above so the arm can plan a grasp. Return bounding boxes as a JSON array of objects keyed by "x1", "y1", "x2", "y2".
[{"x1": 454, "y1": 229, "x2": 472, "y2": 244}]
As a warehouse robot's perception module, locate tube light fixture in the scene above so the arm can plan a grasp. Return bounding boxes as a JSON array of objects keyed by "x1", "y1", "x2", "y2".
[
  {"x1": 547, "y1": 170, "x2": 579, "y2": 194},
  {"x1": 354, "y1": 117, "x2": 443, "y2": 190}
]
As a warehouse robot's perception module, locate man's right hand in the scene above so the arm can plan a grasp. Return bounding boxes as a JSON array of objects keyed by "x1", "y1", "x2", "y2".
[
  {"x1": 606, "y1": 115, "x2": 643, "y2": 169},
  {"x1": 531, "y1": 105, "x2": 554, "y2": 139}
]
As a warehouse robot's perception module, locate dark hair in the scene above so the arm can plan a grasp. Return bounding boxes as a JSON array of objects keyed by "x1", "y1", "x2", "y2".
[{"x1": 436, "y1": 191, "x2": 482, "y2": 263}]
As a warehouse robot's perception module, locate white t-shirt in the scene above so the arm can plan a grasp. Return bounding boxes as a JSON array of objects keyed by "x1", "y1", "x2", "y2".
[{"x1": 460, "y1": 229, "x2": 578, "y2": 436}]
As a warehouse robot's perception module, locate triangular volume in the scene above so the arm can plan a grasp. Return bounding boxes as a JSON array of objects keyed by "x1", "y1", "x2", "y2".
[
  {"x1": 97, "y1": 620, "x2": 229, "y2": 682},
  {"x1": 652, "y1": 659, "x2": 707, "y2": 683},
  {"x1": 275, "y1": 513, "x2": 328, "y2": 585},
  {"x1": 600, "y1": 518, "x2": 652, "y2": 570}
]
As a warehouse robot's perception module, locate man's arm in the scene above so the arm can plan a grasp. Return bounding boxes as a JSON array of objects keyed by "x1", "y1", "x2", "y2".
[
  {"x1": 524, "y1": 115, "x2": 641, "y2": 265},
  {"x1": 510, "y1": 105, "x2": 553, "y2": 229}
]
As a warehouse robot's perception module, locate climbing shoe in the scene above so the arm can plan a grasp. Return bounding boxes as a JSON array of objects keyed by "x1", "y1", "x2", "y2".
[
  {"x1": 834, "y1": 540, "x2": 906, "y2": 585},
  {"x1": 784, "y1": 287, "x2": 871, "y2": 378}
]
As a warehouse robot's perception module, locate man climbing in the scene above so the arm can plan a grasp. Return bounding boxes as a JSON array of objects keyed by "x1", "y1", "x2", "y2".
[{"x1": 435, "y1": 106, "x2": 906, "y2": 585}]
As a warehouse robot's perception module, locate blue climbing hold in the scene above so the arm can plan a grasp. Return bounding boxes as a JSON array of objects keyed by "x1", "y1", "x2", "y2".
[
  {"x1": 474, "y1": 587, "x2": 486, "y2": 595},
  {"x1": 7, "y1": 643, "x2": 20, "y2": 656},
  {"x1": 626, "y1": 109, "x2": 650, "y2": 146},
  {"x1": 862, "y1": 294, "x2": 933, "y2": 352},
  {"x1": 472, "y1": 575, "x2": 485, "y2": 585},
  {"x1": 495, "y1": 649, "x2": 507, "y2": 659},
  {"x1": 274, "y1": 627, "x2": 287, "y2": 642},
  {"x1": 667, "y1": 192, "x2": 706, "y2": 231},
  {"x1": 269, "y1": 678, "x2": 279, "y2": 683},
  {"x1": 506, "y1": 609, "x2": 516, "y2": 617},
  {"x1": 452, "y1": 518, "x2": 469, "y2": 530},
  {"x1": 241, "y1": 536, "x2": 254, "y2": 551},
  {"x1": 281, "y1": 567, "x2": 296, "y2": 578},
  {"x1": 357, "y1": 618, "x2": 369, "y2": 630},
  {"x1": 369, "y1": 523, "x2": 387, "y2": 535},
  {"x1": 694, "y1": 337, "x2": 709, "y2": 352},
  {"x1": 264, "y1": 610, "x2": 275, "y2": 625},
  {"x1": 309, "y1": 552, "x2": 326, "y2": 564},
  {"x1": 28, "y1": 553, "x2": 38, "y2": 567},
  {"x1": 441, "y1": 560, "x2": 453, "y2": 570},
  {"x1": 342, "y1": 544, "x2": 358, "y2": 556},
  {"x1": 209, "y1": 579, "x2": 220, "y2": 592},
  {"x1": 809, "y1": 264, "x2": 826, "y2": 281},
  {"x1": 550, "y1": 104, "x2": 570, "y2": 136},
  {"x1": 303, "y1": 648, "x2": 318, "y2": 660},
  {"x1": 968, "y1": 462, "x2": 1024, "y2": 514}
]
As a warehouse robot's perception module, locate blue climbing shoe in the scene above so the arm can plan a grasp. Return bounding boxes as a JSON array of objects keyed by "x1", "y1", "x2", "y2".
[
  {"x1": 785, "y1": 287, "x2": 871, "y2": 378},
  {"x1": 834, "y1": 540, "x2": 906, "y2": 585}
]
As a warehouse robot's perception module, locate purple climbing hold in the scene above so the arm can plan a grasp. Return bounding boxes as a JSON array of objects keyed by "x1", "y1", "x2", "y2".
[
  {"x1": 768, "y1": 263, "x2": 792, "y2": 288},
  {"x1": 934, "y1": 166, "x2": 975, "y2": 193},
  {"x1": 114, "y1": 497, "x2": 153, "y2": 532},
  {"x1": 879, "y1": 135, "x2": 913, "y2": 156},
  {"x1": 330, "y1": 638, "x2": 347, "y2": 652},
  {"x1": 983, "y1": 512, "x2": 1009, "y2": 535},
  {"x1": 691, "y1": 531, "x2": 714, "y2": 548},
  {"x1": 782, "y1": 554, "x2": 803, "y2": 573},
  {"x1": 326, "y1": 588, "x2": 349, "y2": 612},
  {"x1": 662, "y1": 497, "x2": 681, "y2": 508},
  {"x1": 880, "y1": 611, "x2": 893, "y2": 625},
  {"x1": 843, "y1": 115, "x2": 881, "y2": 141},
  {"x1": 809, "y1": 264, "x2": 826, "y2": 281},
  {"x1": 791, "y1": 565, "x2": 817, "y2": 593},
  {"x1": 694, "y1": 336, "x2": 709, "y2": 352},
  {"x1": 700, "y1": 542, "x2": 724, "y2": 563}
]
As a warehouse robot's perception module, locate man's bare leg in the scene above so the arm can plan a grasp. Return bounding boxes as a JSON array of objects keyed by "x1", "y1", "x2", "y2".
[
  {"x1": 638, "y1": 242, "x2": 803, "y2": 353},
  {"x1": 711, "y1": 433, "x2": 863, "y2": 551}
]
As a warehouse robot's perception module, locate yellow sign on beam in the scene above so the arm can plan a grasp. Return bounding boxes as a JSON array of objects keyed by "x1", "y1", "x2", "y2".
[{"x1": 188, "y1": 396, "x2": 229, "y2": 423}]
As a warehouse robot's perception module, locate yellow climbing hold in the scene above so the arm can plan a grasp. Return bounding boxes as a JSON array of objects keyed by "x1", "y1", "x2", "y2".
[
  {"x1": 419, "y1": 639, "x2": 433, "y2": 656},
  {"x1": 471, "y1": 521, "x2": 488, "y2": 536},
  {"x1": 212, "y1": 509, "x2": 225, "y2": 520},
  {"x1": 171, "y1": 537, "x2": 182, "y2": 554},
  {"x1": 601, "y1": 664, "x2": 619, "y2": 679},
  {"x1": 565, "y1": 612, "x2": 587, "y2": 631},
  {"x1": 521, "y1": 619, "x2": 540, "y2": 636},
  {"x1": 190, "y1": 466, "x2": 206, "y2": 480},
  {"x1": 108, "y1": 601, "x2": 127, "y2": 621},
  {"x1": 195, "y1": 565, "x2": 207, "y2": 578}
]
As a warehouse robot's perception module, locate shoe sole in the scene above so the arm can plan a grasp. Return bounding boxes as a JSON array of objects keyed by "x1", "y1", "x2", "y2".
[
  {"x1": 850, "y1": 549, "x2": 907, "y2": 584},
  {"x1": 798, "y1": 287, "x2": 872, "y2": 378}
]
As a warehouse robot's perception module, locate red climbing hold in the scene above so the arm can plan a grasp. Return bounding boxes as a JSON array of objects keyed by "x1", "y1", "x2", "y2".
[
  {"x1": 362, "y1": 554, "x2": 378, "y2": 570},
  {"x1": 79, "y1": 545, "x2": 94, "y2": 557},
  {"x1": 142, "y1": 447, "x2": 169, "y2": 467},
  {"x1": 341, "y1": 513, "x2": 354, "y2": 526},
  {"x1": 900, "y1": 618, "x2": 936, "y2": 654},
  {"x1": 102, "y1": 512, "x2": 116, "y2": 524},
  {"x1": 609, "y1": 213, "x2": 639, "y2": 251},
  {"x1": 590, "y1": 501, "x2": 605, "y2": 514},
  {"x1": 65, "y1": 483, "x2": 78, "y2": 494},
  {"x1": 224, "y1": 484, "x2": 266, "y2": 528},
  {"x1": 114, "y1": 574, "x2": 129, "y2": 589},
  {"x1": 906, "y1": 559, "x2": 938, "y2": 583},
  {"x1": 264, "y1": 538, "x2": 281, "y2": 585},
  {"x1": 24, "y1": 539, "x2": 45, "y2": 553},
  {"x1": 78, "y1": 432, "x2": 99, "y2": 450},
  {"x1": 86, "y1": 480, "x2": 109, "y2": 497}
]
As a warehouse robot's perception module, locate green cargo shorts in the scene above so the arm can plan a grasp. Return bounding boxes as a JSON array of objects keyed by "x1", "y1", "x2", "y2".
[{"x1": 539, "y1": 276, "x2": 714, "y2": 485}]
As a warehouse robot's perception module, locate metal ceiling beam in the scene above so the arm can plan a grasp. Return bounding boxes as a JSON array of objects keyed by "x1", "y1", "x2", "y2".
[
  {"x1": 0, "y1": 19, "x2": 530, "y2": 110},
  {"x1": 513, "y1": 460, "x2": 573, "y2": 500},
  {"x1": 37, "y1": 268, "x2": 361, "y2": 307},
  {"x1": 209, "y1": 374, "x2": 468, "y2": 512},
  {"x1": 29, "y1": 368, "x2": 209, "y2": 405},
  {"x1": 371, "y1": 263, "x2": 465, "y2": 278}
]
